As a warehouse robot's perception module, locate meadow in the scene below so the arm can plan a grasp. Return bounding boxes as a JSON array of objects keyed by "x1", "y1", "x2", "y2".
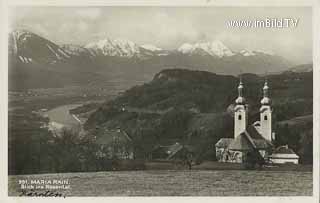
[{"x1": 9, "y1": 169, "x2": 312, "y2": 196}]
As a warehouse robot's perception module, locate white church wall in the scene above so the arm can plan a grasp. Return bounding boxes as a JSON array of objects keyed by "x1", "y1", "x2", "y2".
[
  {"x1": 260, "y1": 106, "x2": 272, "y2": 142},
  {"x1": 234, "y1": 106, "x2": 247, "y2": 138}
]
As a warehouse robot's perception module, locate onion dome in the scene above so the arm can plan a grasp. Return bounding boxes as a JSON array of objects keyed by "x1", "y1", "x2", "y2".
[
  {"x1": 235, "y1": 78, "x2": 246, "y2": 105},
  {"x1": 235, "y1": 96, "x2": 246, "y2": 104},
  {"x1": 260, "y1": 80, "x2": 271, "y2": 105}
]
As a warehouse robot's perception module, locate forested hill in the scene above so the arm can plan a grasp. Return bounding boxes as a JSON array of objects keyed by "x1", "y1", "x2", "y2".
[
  {"x1": 84, "y1": 68, "x2": 312, "y2": 162},
  {"x1": 85, "y1": 68, "x2": 312, "y2": 128}
]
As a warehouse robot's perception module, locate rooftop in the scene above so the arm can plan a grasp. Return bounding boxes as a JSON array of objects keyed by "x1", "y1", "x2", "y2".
[
  {"x1": 215, "y1": 124, "x2": 273, "y2": 150},
  {"x1": 273, "y1": 145, "x2": 298, "y2": 155},
  {"x1": 95, "y1": 129, "x2": 132, "y2": 145}
]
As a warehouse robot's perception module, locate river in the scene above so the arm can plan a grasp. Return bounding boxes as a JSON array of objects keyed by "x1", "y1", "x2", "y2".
[{"x1": 44, "y1": 104, "x2": 83, "y2": 130}]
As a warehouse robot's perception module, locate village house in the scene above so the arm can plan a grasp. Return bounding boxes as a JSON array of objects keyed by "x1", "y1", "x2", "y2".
[
  {"x1": 215, "y1": 78, "x2": 299, "y2": 164},
  {"x1": 95, "y1": 128, "x2": 134, "y2": 160},
  {"x1": 269, "y1": 145, "x2": 299, "y2": 164}
]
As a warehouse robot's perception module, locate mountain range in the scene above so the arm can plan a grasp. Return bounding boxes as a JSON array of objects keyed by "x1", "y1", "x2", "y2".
[{"x1": 9, "y1": 29, "x2": 305, "y2": 90}]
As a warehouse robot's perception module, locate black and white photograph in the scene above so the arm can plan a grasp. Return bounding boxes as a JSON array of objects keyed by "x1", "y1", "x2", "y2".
[{"x1": 3, "y1": 2, "x2": 319, "y2": 200}]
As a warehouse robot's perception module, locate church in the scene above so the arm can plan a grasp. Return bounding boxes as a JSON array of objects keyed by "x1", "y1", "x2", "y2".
[{"x1": 215, "y1": 78, "x2": 274, "y2": 164}]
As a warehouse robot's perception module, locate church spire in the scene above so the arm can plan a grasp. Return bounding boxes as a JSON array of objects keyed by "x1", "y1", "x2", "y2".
[
  {"x1": 263, "y1": 79, "x2": 269, "y2": 97},
  {"x1": 261, "y1": 78, "x2": 271, "y2": 105},
  {"x1": 234, "y1": 74, "x2": 248, "y2": 138},
  {"x1": 235, "y1": 75, "x2": 246, "y2": 105},
  {"x1": 260, "y1": 77, "x2": 273, "y2": 142},
  {"x1": 238, "y1": 75, "x2": 243, "y2": 97}
]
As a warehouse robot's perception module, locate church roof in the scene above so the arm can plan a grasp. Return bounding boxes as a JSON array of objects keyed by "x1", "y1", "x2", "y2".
[
  {"x1": 228, "y1": 133, "x2": 254, "y2": 151},
  {"x1": 215, "y1": 138, "x2": 234, "y2": 148},
  {"x1": 246, "y1": 125, "x2": 264, "y2": 139},
  {"x1": 166, "y1": 142, "x2": 183, "y2": 155},
  {"x1": 240, "y1": 127, "x2": 273, "y2": 149},
  {"x1": 216, "y1": 125, "x2": 273, "y2": 150},
  {"x1": 95, "y1": 129, "x2": 132, "y2": 145},
  {"x1": 252, "y1": 139, "x2": 273, "y2": 149},
  {"x1": 152, "y1": 142, "x2": 195, "y2": 160}
]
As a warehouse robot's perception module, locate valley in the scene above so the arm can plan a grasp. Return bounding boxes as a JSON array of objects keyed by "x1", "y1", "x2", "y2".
[{"x1": 6, "y1": 6, "x2": 315, "y2": 198}]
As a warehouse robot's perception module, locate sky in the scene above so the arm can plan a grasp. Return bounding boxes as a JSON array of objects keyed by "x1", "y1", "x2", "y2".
[{"x1": 9, "y1": 6, "x2": 312, "y2": 64}]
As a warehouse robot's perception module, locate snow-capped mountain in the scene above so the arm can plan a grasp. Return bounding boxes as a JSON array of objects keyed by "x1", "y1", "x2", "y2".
[
  {"x1": 61, "y1": 44, "x2": 89, "y2": 56},
  {"x1": 84, "y1": 38, "x2": 167, "y2": 58},
  {"x1": 60, "y1": 44, "x2": 96, "y2": 60},
  {"x1": 9, "y1": 30, "x2": 71, "y2": 65},
  {"x1": 140, "y1": 44, "x2": 162, "y2": 52},
  {"x1": 8, "y1": 29, "x2": 295, "y2": 90},
  {"x1": 8, "y1": 30, "x2": 104, "y2": 90},
  {"x1": 83, "y1": 37, "x2": 276, "y2": 60},
  {"x1": 85, "y1": 38, "x2": 141, "y2": 58},
  {"x1": 139, "y1": 44, "x2": 170, "y2": 57},
  {"x1": 239, "y1": 49, "x2": 256, "y2": 56},
  {"x1": 178, "y1": 40, "x2": 235, "y2": 57}
]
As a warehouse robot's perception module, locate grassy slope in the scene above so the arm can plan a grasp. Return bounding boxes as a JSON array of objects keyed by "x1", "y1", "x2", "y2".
[{"x1": 9, "y1": 169, "x2": 312, "y2": 196}]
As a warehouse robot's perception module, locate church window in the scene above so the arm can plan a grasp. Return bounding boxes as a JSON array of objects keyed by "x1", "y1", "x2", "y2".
[
  {"x1": 264, "y1": 115, "x2": 268, "y2": 120},
  {"x1": 238, "y1": 115, "x2": 242, "y2": 120}
]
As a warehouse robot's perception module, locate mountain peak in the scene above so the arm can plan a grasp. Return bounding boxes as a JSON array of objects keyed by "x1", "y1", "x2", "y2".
[
  {"x1": 178, "y1": 40, "x2": 234, "y2": 57},
  {"x1": 11, "y1": 29, "x2": 32, "y2": 37},
  {"x1": 9, "y1": 29, "x2": 72, "y2": 64},
  {"x1": 240, "y1": 49, "x2": 256, "y2": 56},
  {"x1": 140, "y1": 44, "x2": 162, "y2": 52},
  {"x1": 85, "y1": 37, "x2": 140, "y2": 57}
]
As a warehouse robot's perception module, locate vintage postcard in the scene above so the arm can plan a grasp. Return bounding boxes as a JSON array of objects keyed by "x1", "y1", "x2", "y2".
[{"x1": 1, "y1": 0, "x2": 319, "y2": 202}]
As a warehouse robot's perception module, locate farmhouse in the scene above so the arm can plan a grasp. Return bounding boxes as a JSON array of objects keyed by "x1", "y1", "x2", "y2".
[
  {"x1": 95, "y1": 128, "x2": 134, "y2": 160},
  {"x1": 216, "y1": 78, "x2": 278, "y2": 164}
]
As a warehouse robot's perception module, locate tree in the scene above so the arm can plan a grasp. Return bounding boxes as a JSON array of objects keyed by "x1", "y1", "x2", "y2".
[
  {"x1": 298, "y1": 129, "x2": 313, "y2": 164},
  {"x1": 50, "y1": 128, "x2": 82, "y2": 172}
]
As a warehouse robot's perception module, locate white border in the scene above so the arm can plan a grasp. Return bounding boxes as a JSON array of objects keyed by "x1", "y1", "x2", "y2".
[{"x1": 1, "y1": 0, "x2": 319, "y2": 203}]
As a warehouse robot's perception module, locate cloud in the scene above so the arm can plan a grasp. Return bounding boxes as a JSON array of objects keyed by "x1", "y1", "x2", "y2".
[
  {"x1": 77, "y1": 21, "x2": 89, "y2": 32},
  {"x1": 32, "y1": 24, "x2": 50, "y2": 37},
  {"x1": 75, "y1": 8, "x2": 102, "y2": 20},
  {"x1": 9, "y1": 7, "x2": 311, "y2": 64}
]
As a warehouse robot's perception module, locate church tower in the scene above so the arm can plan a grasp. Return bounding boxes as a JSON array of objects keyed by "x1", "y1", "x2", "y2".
[
  {"x1": 234, "y1": 77, "x2": 248, "y2": 138},
  {"x1": 260, "y1": 80, "x2": 272, "y2": 141}
]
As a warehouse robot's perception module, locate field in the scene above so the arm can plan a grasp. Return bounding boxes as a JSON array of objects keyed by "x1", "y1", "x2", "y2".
[{"x1": 8, "y1": 169, "x2": 312, "y2": 196}]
